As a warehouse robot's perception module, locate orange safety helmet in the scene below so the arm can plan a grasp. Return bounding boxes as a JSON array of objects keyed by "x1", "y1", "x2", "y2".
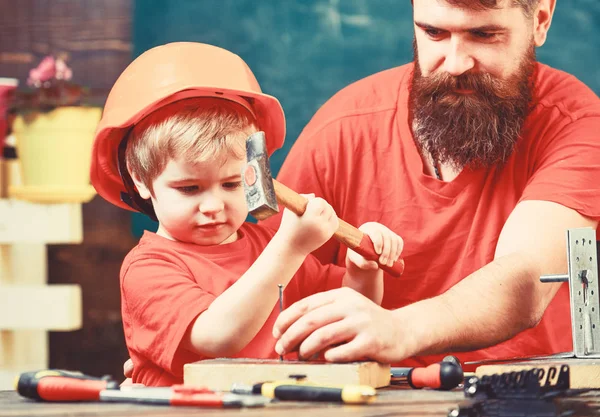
[{"x1": 90, "y1": 42, "x2": 286, "y2": 218}]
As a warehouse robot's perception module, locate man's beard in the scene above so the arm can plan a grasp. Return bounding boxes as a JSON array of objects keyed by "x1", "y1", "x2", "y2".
[{"x1": 409, "y1": 40, "x2": 536, "y2": 171}]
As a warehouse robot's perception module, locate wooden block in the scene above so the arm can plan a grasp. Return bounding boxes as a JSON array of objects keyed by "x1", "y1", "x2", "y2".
[
  {"x1": 0, "y1": 284, "x2": 82, "y2": 330},
  {"x1": 476, "y1": 358, "x2": 600, "y2": 389},
  {"x1": 184, "y1": 358, "x2": 390, "y2": 390},
  {"x1": 0, "y1": 200, "x2": 82, "y2": 244}
]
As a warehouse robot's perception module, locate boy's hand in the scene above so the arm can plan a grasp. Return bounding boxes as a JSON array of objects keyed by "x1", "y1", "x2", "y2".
[
  {"x1": 278, "y1": 194, "x2": 339, "y2": 256},
  {"x1": 346, "y1": 222, "x2": 403, "y2": 271}
]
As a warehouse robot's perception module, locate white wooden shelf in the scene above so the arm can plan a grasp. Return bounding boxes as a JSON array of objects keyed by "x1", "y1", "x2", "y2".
[
  {"x1": 0, "y1": 199, "x2": 83, "y2": 390},
  {"x1": 0, "y1": 200, "x2": 83, "y2": 244}
]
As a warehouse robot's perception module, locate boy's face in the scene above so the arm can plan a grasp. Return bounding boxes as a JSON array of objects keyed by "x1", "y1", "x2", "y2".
[{"x1": 137, "y1": 152, "x2": 248, "y2": 246}]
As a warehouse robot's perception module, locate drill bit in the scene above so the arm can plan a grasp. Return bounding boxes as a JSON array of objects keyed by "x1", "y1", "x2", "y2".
[{"x1": 278, "y1": 283, "x2": 283, "y2": 361}]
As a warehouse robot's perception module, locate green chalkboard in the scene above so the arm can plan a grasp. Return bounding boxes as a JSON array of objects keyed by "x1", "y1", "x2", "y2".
[{"x1": 131, "y1": 0, "x2": 600, "y2": 236}]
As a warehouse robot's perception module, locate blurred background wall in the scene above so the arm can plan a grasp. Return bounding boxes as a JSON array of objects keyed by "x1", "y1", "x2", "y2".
[
  {"x1": 133, "y1": 0, "x2": 600, "y2": 175},
  {"x1": 130, "y1": 0, "x2": 600, "y2": 234},
  {"x1": 0, "y1": 0, "x2": 598, "y2": 381}
]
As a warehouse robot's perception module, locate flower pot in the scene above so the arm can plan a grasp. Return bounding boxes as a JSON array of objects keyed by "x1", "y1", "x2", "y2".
[{"x1": 10, "y1": 106, "x2": 102, "y2": 203}]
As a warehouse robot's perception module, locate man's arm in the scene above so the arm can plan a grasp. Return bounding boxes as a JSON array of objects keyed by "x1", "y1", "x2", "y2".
[
  {"x1": 273, "y1": 200, "x2": 597, "y2": 362},
  {"x1": 396, "y1": 200, "x2": 596, "y2": 358}
]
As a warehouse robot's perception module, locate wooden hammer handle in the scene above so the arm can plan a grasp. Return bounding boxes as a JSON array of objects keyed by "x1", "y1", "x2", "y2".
[{"x1": 273, "y1": 180, "x2": 405, "y2": 277}]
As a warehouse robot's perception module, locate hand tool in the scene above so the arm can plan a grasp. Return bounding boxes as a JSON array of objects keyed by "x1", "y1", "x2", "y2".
[
  {"x1": 100, "y1": 384, "x2": 270, "y2": 407},
  {"x1": 391, "y1": 356, "x2": 464, "y2": 390},
  {"x1": 231, "y1": 374, "x2": 376, "y2": 404},
  {"x1": 16, "y1": 369, "x2": 119, "y2": 401},
  {"x1": 242, "y1": 131, "x2": 404, "y2": 277},
  {"x1": 17, "y1": 369, "x2": 269, "y2": 408},
  {"x1": 448, "y1": 365, "x2": 575, "y2": 417}
]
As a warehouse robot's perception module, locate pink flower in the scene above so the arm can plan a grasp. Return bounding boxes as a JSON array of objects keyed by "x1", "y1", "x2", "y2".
[
  {"x1": 27, "y1": 56, "x2": 57, "y2": 87},
  {"x1": 21, "y1": 53, "x2": 83, "y2": 109},
  {"x1": 55, "y1": 58, "x2": 73, "y2": 81}
]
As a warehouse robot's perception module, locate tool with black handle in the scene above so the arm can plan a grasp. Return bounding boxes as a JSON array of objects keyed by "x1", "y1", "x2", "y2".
[
  {"x1": 17, "y1": 369, "x2": 269, "y2": 407},
  {"x1": 16, "y1": 369, "x2": 119, "y2": 401},
  {"x1": 391, "y1": 356, "x2": 464, "y2": 390},
  {"x1": 231, "y1": 374, "x2": 376, "y2": 404}
]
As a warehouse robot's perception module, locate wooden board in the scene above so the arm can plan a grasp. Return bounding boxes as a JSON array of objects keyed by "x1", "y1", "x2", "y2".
[
  {"x1": 0, "y1": 203, "x2": 84, "y2": 390},
  {"x1": 184, "y1": 358, "x2": 391, "y2": 391},
  {"x1": 476, "y1": 358, "x2": 600, "y2": 389},
  {"x1": 0, "y1": 284, "x2": 81, "y2": 330},
  {"x1": 0, "y1": 200, "x2": 82, "y2": 244}
]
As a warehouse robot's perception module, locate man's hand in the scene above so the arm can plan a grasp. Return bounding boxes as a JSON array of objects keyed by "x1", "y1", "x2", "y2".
[
  {"x1": 272, "y1": 288, "x2": 402, "y2": 363},
  {"x1": 346, "y1": 222, "x2": 403, "y2": 271}
]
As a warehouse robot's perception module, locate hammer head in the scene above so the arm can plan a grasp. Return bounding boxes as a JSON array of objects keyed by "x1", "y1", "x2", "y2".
[{"x1": 242, "y1": 131, "x2": 279, "y2": 220}]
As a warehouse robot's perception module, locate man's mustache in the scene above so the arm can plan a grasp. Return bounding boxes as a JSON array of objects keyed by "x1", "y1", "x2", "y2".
[{"x1": 416, "y1": 72, "x2": 517, "y2": 101}]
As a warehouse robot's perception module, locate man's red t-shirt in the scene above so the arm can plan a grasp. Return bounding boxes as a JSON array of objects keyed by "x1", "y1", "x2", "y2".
[
  {"x1": 120, "y1": 223, "x2": 344, "y2": 386},
  {"x1": 263, "y1": 63, "x2": 600, "y2": 367}
]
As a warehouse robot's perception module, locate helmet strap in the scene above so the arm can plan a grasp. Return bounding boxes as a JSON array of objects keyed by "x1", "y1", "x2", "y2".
[{"x1": 117, "y1": 131, "x2": 158, "y2": 222}]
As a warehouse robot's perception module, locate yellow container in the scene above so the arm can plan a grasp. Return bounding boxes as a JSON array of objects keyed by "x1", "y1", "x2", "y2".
[{"x1": 11, "y1": 106, "x2": 102, "y2": 203}]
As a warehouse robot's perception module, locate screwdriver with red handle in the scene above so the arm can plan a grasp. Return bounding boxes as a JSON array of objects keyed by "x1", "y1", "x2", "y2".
[
  {"x1": 16, "y1": 369, "x2": 119, "y2": 401},
  {"x1": 391, "y1": 356, "x2": 464, "y2": 390},
  {"x1": 16, "y1": 369, "x2": 269, "y2": 407}
]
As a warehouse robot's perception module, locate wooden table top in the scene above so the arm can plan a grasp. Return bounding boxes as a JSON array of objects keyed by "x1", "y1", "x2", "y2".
[
  {"x1": 1, "y1": 388, "x2": 465, "y2": 417},
  {"x1": 5, "y1": 387, "x2": 600, "y2": 416}
]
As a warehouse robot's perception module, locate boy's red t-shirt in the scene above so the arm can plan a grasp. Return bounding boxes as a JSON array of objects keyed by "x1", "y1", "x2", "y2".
[
  {"x1": 264, "y1": 62, "x2": 600, "y2": 367},
  {"x1": 120, "y1": 223, "x2": 344, "y2": 386}
]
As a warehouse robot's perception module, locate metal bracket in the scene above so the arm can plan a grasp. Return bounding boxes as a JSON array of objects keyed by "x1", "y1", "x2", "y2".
[{"x1": 540, "y1": 228, "x2": 600, "y2": 358}]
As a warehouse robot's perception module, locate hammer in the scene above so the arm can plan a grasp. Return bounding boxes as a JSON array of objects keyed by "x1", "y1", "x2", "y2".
[{"x1": 242, "y1": 131, "x2": 405, "y2": 277}]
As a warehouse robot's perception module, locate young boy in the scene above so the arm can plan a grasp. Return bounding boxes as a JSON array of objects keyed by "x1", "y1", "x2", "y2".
[{"x1": 90, "y1": 42, "x2": 403, "y2": 386}]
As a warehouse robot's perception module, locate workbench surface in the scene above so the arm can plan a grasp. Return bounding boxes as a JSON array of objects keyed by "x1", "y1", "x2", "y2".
[
  {"x1": 1, "y1": 388, "x2": 465, "y2": 416},
  {"x1": 4, "y1": 388, "x2": 600, "y2": 416}
]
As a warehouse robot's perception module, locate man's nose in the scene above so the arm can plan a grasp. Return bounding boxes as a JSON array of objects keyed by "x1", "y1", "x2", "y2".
[
  {"x1": 199, "y1": 193, "x2": 224, "y2": 215},
  {"x1": 443, "y1": 38, "x2": 475, "y2": 76}
]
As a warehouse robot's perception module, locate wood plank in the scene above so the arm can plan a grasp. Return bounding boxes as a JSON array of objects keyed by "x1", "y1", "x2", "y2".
[
  {"x1": 0, "y1": 243, "x2": 48, "y2": 383},
  {"x1": 0, "y1": 284, "x2": 81, "y2": 330},
  {"x1": 1, "y1": 244, "x2": 47, "y2": 285},
  {"x1": 184, "y1": 358, "x2": 391, "y2": 391},
  {"x1": 0, "y1": 331, "x2": 48, "y2": 390},
  {"x1": 0, "y1": 200, "x2": 82, "y2": 244},
  {"x1": 476, "y1": 358, "x2": 600, "y2": 389}
]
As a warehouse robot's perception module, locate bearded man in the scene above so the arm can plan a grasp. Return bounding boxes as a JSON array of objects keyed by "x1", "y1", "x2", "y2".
[{"x1": 263, "y1": 0, "x2": 600, "y2": 367}]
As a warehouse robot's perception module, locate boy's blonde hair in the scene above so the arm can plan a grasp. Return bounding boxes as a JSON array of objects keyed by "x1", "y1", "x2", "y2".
[{"x1": 126, "y1": 97, "x2": 257, "y2": 192}]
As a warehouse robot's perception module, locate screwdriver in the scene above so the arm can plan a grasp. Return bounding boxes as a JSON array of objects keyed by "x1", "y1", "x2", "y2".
[
  {"x1": 231, "y1": 374, "x2": 376, "y2": 404},
  {"x1": 391, "y1": 356, "x2": 464, "y2": 390},
  {"x1": 17, "y1": 369, "x2": 269, "y2": 408},
  {"x1": 16, "y1": 369, "x2": 119, "y2": 401},
  {"x1": 100, "y1": 384, "x2": 270, "y2": 407}
]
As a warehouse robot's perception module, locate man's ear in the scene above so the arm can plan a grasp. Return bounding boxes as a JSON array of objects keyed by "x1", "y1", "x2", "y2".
[
  {"x1": 533, "y1": 0, "x2": 556, "y2": 47},
  {"x1": 129, "y1": 170, "x2": 152, "y2": 200}
]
